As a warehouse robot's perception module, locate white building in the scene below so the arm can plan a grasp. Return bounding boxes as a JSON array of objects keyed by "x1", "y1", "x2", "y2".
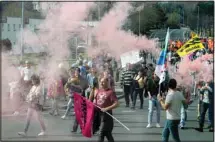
[
  {"x1": 1, "y1": 17, "x2": 44, "y2": 54},
  {"x1": 32, "y1": 2, "x2": 60, "y2": 12},
  {"x1": 1, "y1": 16, "x2": 99, "y2": 54}
]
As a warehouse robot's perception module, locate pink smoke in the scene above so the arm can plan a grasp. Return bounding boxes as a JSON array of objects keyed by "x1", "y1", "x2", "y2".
[
  {"x1": 173, "y1": 54, "x2": 213, "y2": 86},
  {"x1": 87, "y1": 2, "x2": 159, "y2": 60},
  {"x1": 2, "y1": 2, "x2": 95, "y2": 114},
  {"x1": 17, "y1": 2, "x2": 95, "y2": 78}
]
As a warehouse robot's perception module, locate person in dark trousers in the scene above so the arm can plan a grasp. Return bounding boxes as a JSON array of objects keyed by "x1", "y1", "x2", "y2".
[
  {"x1": 195, "y1": 80, "x2": 214, "y2": 132},
  {"x1": 71, "y1": 68, "x2": 88, "y2": 133},
  {"x1": 131, "y1": 69, "x2": 146, "y2": 109},
  {"x1": 208, "y1": 80, "x2": 214, "y2": 132},
  {"x1": 89, "y1": 77, "x2": 100, "y2": 135},
  {"x1": 158, "y1": 79, "x2": 189, "y2": 142},
  {"x1": 94, "y1": 77, "x2": 119, "y2": 142},
  {"x1": 120, "y1": 63, "x2": 135, "y2": 107}
]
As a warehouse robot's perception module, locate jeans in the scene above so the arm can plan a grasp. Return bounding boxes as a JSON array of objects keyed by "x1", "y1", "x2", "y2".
[
  {"x1": 180, "y1": 106, "x2": 187, "y2": 127},
  {"x1": 148, "y1": 98, "x2": 160, "y2": 124},
  {"x1": 199, "y1": 102, "x2": 209, "y2": 128},
  {"x1": 132, "y1": 88, "x2": 144, "y2": 108},
  {"x1": 64, "y1": 98, "x2": 73, "y2": 116},
  {"x1": 24, "y1": 107, "x2": 46, "y2": 133},
  {"x1": 50, "y1": 96, "x2": 59, "y2": 114},
  {"x1": 208, "y1": 101, "x2": 214, "y2": 127},
  {"x1": 162, "y1": 120, "x2": 181, "y2": 142}
]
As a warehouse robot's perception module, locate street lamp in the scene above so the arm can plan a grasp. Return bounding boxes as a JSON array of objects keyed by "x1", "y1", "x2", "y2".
[{"x1": 137, "y1": 4, "x2": 144, "y2": 36}]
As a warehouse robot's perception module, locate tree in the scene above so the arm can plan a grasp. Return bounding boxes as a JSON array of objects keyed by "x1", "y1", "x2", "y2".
[
  {"x1": 166, "y1": 12, "x2": 180, "y2": 28},
  {"x1": 88, "y1": 2, "x2": 116, "y2": 21},
  {"x1": 123, "y1": 2, "x2": 167, "y2": 36},
  {"x1": 1, "y1": 2, "x2": 43, "y2": 19},
  {"x1": 154, "y1": 3, "x2": 168, "y2": 29}
]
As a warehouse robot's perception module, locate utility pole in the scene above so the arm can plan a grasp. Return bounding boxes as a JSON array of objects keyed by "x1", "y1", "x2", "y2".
[
  {"x1": 21, "y1": 2, "x2": 24, "y2": 60},
  {"x1": 197, "y1": 6, "x2": 199, "y2": 34},
  {"x1": 138, "y1": 10, "x2": 140, "y2": 36},
  {"x1": 98, "y1": 2, "x2": 100, "y2": 48}
]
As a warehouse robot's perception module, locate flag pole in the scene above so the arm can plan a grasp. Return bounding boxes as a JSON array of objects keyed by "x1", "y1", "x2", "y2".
[{"x1": 93, "y1": 104, "x2": 130, "y2": 131}]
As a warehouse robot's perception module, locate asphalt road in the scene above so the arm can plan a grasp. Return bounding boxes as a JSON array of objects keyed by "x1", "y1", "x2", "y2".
[{"x1": 1, "y1": 96, "x2": 213, "y2": 141}]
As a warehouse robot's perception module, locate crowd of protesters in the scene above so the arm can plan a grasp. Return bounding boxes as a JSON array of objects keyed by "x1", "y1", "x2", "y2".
[
  {"x1": 167, "y1": 37, "x2": 214, "y2": 65},
  {"x1": 2, "y1": 39, "x2": 214, "y2": 142}
]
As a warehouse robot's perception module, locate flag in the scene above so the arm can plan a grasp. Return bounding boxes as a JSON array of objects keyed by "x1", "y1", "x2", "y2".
[
  {"x1": 73, "y1": 93, "x2": 95, "y2": 138},
  {"x1": 155, "y1": 28, "x2": 170, "y2": 84},
  {"x1": 176, "y1": 35, "x2": 204, "y2": 57}
]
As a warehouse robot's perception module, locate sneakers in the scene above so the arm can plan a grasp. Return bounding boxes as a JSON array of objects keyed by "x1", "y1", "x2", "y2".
[
  {"x1": 38, "y1": 131, "x2": 46, "y2": 136},
  {"x1": 18, "y1": 132, "x2": 26, "y2": 137},
  {"x1": 156, "y1": 123, "x2": 161, "y2": 128},
  {"x1": 61, "y1": 115, "x2": 66, "y2": 119},
  {"x1": 146, "y1": 124, "x2": 152, "y2": 128}
]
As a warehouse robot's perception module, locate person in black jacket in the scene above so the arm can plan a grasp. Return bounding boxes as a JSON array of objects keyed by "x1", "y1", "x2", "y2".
[{"x1": 146, "y1": 73, "x2": 165, "y2": 128}]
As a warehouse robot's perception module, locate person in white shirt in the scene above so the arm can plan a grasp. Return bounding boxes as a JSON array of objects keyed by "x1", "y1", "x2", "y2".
[
  {"x1": 158, "y1": 79, "x2": 189, "y2": 142},
  {"x1": 18, "y1": 75, "x2": 46, "y2": 137},
  {"x1": 20, "y1": 61, "x2": 34, "y2": 98},
  {"x1": 21, "y1": 61, "x2": 34, "y2": 82}
]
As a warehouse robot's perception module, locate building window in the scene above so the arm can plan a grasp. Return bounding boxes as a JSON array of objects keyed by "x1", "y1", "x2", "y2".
[
  {"x1": 7, "y1": 24, "x2": 10, "y2": 31},
  {"x1": 13, "y1": 24, "x2": 16, "y2": 31}
]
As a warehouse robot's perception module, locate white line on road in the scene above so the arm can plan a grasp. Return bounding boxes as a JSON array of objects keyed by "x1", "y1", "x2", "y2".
[{"x1": 121, "y1": 110, "x2": 136, "y2": 113}]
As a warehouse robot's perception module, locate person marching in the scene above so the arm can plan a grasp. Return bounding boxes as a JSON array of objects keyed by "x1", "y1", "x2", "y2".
[
  {"x1": 61, "y1": 67, "x2": 77, "y2": 119},
  {"x1": 71, "y1": 67, "x2": 88, "y2": 133},
  {"x1": 120, "y1": 63, "x2": 135, "y2": 107},
  {"x1": 48, "y1": 74, "x2": 64, "y2": 116},
  {"x1": 131, "y1": 69, "x2": 146, "y2": 109},
  {"x1": 158, "y1": 79, "x2": 189, "y2": 142},
  {"x1": 94, "y1": 77, "x2": 119, "y2": 142},
  {"x1": 86, "y1": 67, "x2": 98, "y2": 99},
  {"x1": 146, "y1": 73, "x2": 165, "y2": 128},
  {"x1": 20, "y1": 61, "x2": 34, "y2": 100},
  {"x1": 195, "y1": 80, "x2": 214, "y2": 132},
  {"x1": 18, "y1": 75, "x2": 46, "y2": 137}
]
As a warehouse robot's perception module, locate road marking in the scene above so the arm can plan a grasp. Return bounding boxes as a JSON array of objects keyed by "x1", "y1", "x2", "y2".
[
  {"x1": 122, "y1": 110, "x2": 135, "y2": 113},
  {"x1": 2, "y1": 112, "x2": 51, "y2": 117}
]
